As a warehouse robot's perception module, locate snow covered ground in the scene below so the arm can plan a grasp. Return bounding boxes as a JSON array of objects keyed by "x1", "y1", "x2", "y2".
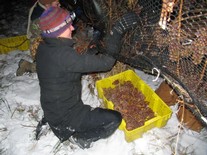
[{"x1": 0, "y1": 50, "x2": 207, "y2": 155}]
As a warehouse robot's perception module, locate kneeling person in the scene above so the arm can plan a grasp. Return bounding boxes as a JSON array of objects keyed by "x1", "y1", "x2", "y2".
[{"x1": 36, "y1": 6, "x2": 138, "y2": 149}]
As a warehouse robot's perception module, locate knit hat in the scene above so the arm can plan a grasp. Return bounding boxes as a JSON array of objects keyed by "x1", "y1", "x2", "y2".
[
  {"x1": 39, "y1": 0, "x2": 57, "y2": 5},
  {"x1": 39, "y1": 7, "x2": 75, "y2": 37}
]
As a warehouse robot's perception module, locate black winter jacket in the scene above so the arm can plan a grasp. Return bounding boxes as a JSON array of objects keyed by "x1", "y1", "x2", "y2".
[{"x1": 36, "y1": 37, "x2": 116, "y2": 140}]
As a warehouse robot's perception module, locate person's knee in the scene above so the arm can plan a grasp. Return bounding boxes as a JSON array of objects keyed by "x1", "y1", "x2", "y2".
[
  {"x1": 109, "y1": 110, "x2": 122, "y2": 125},
  {"x1": 97, "y1": 108, "x2": 122, "y2": 126}
]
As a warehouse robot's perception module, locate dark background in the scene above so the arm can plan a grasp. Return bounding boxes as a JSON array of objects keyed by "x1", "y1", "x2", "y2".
[{"x1": 0, "y1": 0, "x2": 35, "y2": 37}]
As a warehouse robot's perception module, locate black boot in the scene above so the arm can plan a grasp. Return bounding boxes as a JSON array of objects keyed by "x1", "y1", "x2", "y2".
[
  {"x1": 69, "y1": 135, "x2": 92, "y2": 149},
  {"x1": 35, "y1": 117, "x2": 49, "y2": 140},
  {"x1": 69, "y1": 121, "x2": 121, "y2": 149}
]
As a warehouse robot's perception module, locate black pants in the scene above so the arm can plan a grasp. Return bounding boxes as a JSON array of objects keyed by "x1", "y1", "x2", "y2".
[
  {"x1": 72, "y1": 108, "x2": 122, "y2": 142},
  {"x1": 50, "y1": 107, "x2": 122, "y2": 142}
]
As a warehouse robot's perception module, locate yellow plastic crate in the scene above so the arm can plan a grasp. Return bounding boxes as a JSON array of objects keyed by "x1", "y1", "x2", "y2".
[
  {"x1": 96, "y1": 70, "x2": 172, "y2": 142},
  {"x1": 0, "y1": 35, "x2": 30, "y2": 54}
]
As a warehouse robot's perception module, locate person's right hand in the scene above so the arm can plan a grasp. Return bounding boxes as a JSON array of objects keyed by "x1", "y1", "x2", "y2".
[
  {"x1": 104, "y1": 12, "x2": 139, "y2": 56},
  {"x1": 112, "y1": 12, "x2": 138, "y2": 35}
]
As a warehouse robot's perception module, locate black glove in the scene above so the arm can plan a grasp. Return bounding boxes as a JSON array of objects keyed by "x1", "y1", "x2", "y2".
[
  {"x1": 87, "y1": 30, "x2": 103, "y2": 55},
  {"x1": 104, "y1": 12, "x2": 138, "y2": 56},
  {"x1": 113, "y1": 12, "x2": 138, "y2": 35}
]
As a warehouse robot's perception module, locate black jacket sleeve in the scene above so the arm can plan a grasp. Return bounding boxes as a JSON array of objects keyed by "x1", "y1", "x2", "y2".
[{"x1": 60, "y1": 46, "x2": 116, "y2": 73}]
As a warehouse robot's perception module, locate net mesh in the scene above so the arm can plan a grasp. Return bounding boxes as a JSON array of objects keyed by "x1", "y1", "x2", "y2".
[{"x1": 87, "y1": 0, "x2": 207, "y2": 126}]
